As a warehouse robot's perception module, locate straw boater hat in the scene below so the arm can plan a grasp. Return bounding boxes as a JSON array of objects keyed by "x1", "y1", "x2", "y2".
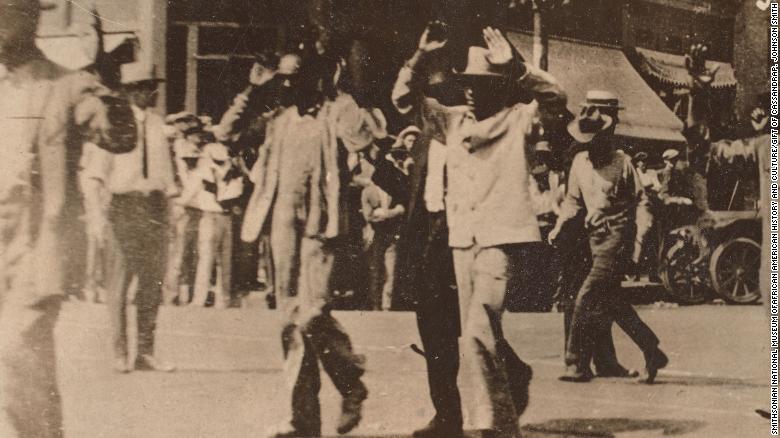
[
  {"x1": 662, "y1": 149, "x2": 680, "y2": 161},
  {"x1": 567, "y1": 90, "x2": 624, "y2": 143},
  {"x1": 120, "y1": 63, "x2": 165, "y2": 85},
  {"x1": 392, "y1": 125, "x2": 422, "y2": 150},
  {"x1": 633, "y1": 151, "x2": 649, "y2": 164}
]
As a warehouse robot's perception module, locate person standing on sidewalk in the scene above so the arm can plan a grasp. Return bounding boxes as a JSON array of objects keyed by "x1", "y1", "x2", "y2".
[
  {"x1": 163, "y1": 113, "x2": 204, "y2": 305},
  {"x1": 362, "y1": 137, "x2": 411, "y2": 311},
  {"x1": 82, "y1": 63, "x2": 178, "y2": 374},
  {"x1": 189, "y1": 141, "x2": 244, "y2": 308},
  {"x1": 549, "y1": 90, "x2": 668, "y2": 384},
  {"x1": 393, "y1": 25, "x2": 565, "y2": 437}
]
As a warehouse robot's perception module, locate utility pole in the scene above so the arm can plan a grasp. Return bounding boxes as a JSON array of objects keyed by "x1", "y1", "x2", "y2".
[{"x1": 517, "y1": 0, "x2": 570, "y2": 71}]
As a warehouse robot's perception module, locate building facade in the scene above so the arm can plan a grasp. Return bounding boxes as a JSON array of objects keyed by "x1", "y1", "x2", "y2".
[{"x1": 35, "y1": 0, "x2": 765, "y2": 124}]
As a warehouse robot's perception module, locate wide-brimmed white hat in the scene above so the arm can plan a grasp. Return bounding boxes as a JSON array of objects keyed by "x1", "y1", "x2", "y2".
[
  {"x1": 120, "y1": 63, "x2": 165, "y2": 85},
  {"x1": 454, "y1": 46, "x2": 507, "y2": 78}
]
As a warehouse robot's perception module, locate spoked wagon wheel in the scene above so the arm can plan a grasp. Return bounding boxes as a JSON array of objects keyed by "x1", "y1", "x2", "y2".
[
  {"x1": 659, "y1": 229, "x2": 711, "y2": 304},
  {"x1": 708, "y1": 238, "x2": 761, "y2": 304}
]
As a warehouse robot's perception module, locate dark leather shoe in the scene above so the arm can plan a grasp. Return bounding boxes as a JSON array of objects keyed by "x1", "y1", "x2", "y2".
[
  {"x1": 267, "y1": 432, "x2": 310, "y2": 438},
  {"x1": 412, "y1": 419, "x2": 464, "y2": 438},
  {"x1": 336, "y1": 383, "x2": 367, "y2": 434},
  {"x1": 596, "y1": 365, "x2": 639, "y2": 378},
  {"x1": 265, "y1": 423, "x2": 320, "y2": 438},
  {"x1": 638, "y1": 348, "x2": 669, "y2": 384},
  {"x1": 134, "y1": 354, "x2": 176, "y2": 372},
  {"x1": 266, "y1": 430, "x2": 314, "y2": 438},
  {"x1": 113, "y1": 357, "x2": 131, "y2": 373},
  {"x1": 559, "y1": 365, "x2": 594, "y2": 383}
]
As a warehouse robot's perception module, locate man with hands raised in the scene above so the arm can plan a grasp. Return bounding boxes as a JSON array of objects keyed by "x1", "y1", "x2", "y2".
[{"x1": 394, "y1": 25, "x2": 566, "y2": 437}]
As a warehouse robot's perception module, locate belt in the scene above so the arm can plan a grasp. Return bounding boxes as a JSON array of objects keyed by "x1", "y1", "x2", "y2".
[{"x1": 587, "y1": 216, "x2": 629, "y2": 233}]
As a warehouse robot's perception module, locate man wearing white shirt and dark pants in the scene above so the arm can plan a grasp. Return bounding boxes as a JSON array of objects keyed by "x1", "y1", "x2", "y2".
[
  {"x1": 82, "y1": 63, "x2": 177, "y2": 373},
  {"x1": 190, "y1": 142, "x2": 244, "y2": 308}
]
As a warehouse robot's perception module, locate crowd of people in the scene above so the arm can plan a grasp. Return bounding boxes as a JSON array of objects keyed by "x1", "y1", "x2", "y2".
[
  {"x1": 74, "y1": 91, "x2": 699, "y2": 313},
  {"x1": 2, "y1": 0, "x2": 724, "y2": 435},
  {"x1": 77, "y1": 80, "x2": 421, "y2": 313}
]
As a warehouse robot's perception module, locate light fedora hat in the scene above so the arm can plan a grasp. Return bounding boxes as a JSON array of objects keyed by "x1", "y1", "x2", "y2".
[
  {"x1": 567, "y1": 90, "x2": 624, "y2": 143},
  {"x1": 120, "y1": 62, "x2": 165, "y2": 85},
  {"x1": 454, "y1": 46, "x2": 507, "y2": 77}
]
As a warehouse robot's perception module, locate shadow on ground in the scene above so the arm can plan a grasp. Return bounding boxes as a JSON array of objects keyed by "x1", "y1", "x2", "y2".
[
  {"x1": 316, "y1": 418, "x2": 705, "y2": 438},
  {"x1": 522, "y1": 417, "x2": 706, "y2": 436}
]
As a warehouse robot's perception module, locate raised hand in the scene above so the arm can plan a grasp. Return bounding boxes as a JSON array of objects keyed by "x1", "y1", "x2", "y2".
[
  {"x1": 684, "y1": 43, "x2": 718, "y2": 87},
  {"x1": 418, "y1": 26, "x2": 447, "y2": 54},
  {"x1": 483, "y1": 27, "x2": 513, "y2": 66},
  {"x1": 751, "y1": 107, "x2": 768, "y2": 132},
  {"x1": 249, "y1": 62, "x2": 276, "y2": 87}
]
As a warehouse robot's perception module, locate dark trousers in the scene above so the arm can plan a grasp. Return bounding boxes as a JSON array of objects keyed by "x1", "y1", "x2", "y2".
[
  {"x1": 414, "y1": 211, "x2": 462, "y2": 428},
  {"x1": 558, "y1": 235, "x2": 626, "y2": 374},
  {"x1": 565, "y1": 223, "x2": 659, "y2": 368},
  {"x1": 367, "y1": 220, "x2": 401, "y2": 310},
  {"x1": 269, "y1": 196, "x2": 365, "y2": 435},
  {"x1": 107, "y1": 192, "x2": 166, "y2": 359}
]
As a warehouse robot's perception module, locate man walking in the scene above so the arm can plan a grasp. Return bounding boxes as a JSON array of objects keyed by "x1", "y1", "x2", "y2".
[
  {"x1": 234, "y1": 49, "x2": 386, "y2": 437},
  {"x1": 0, "y1": 0, "x2": 130, "y2": 435},
  {"x1": 82, "y1": 63, "x2": 177, "y2": 373},
  {"x1": 549, "y1": 90, "x2": 668, "y2": 384},
  {"x1": 394, "y1": 26, "x2": 565, "y2": 437},
  {"x1": 396, "y1": 133, "x2": 464, "y2": 436}
]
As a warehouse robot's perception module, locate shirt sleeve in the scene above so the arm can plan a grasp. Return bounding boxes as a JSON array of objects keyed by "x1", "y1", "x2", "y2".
[
  {"x1": 159, "y1": 126, "x2": 179, "y2": 197},
  {"x1": 391, "y1": 57, "x2": 450, "y2": 144},
  {"x1": 391, "y1": 64, "x2": 418, "y2": 116},
  {"x1": 37, "y1": 73, "x2": 78, "y2": 219},
  {"x1": 554, "y1": 156, "x2": 585, "y2": 230},
  {"x1": 625, "y1": 157, "x2": 649, "y2": 211},
  {"x1": 334, "y1": 95, "x2": 388, "y2": 153},
  {"x1": 516, "y1": 62, "x2": 567, "y2": 111},
  {"x1": 80, "y1": 142, "x2": 113, "y2": 184}
]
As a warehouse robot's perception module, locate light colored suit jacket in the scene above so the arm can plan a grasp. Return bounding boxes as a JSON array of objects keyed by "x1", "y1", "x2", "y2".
[
  {"x1": 240, "y1": 93, "x2": 386, "y2": 242},
  {"x1": 392, "y1": 61, "x2": 566, "y2": 248}
]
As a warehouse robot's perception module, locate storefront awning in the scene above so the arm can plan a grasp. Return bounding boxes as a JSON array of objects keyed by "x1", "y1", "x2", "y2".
[
  {"x1": 36, "y1": 32, "x2": 136, "y2": 71},
  {"x1": 506, "y1": 32, "x2": 685, "y2": 143},
  {"x1": 635, "y1": 47, "x2": 737, "y2": 89}
]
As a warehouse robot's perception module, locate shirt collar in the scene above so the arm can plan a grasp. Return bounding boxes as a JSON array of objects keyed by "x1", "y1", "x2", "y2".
[{"x1": 131, "y1": 105, "x2": 147, "y2": 122}]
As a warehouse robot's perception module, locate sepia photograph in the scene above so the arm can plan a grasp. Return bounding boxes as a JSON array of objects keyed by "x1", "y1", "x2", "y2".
[{"x1": 0, "y1": 0, "x2": 775, "y2": 436}]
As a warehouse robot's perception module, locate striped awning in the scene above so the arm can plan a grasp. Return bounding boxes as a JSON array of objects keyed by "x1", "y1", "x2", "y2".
[
  {"x1": 635, "y1": 47, "x2": 737, "y2": 89},
  {"x1": 507, "y1": 32, "x2": 685, "y2": 143}
]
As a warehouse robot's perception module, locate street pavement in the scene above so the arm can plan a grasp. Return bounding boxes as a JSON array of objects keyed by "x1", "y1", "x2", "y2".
[{"x1": 54, "y1": 299, "x2": 768, "y2": 437}]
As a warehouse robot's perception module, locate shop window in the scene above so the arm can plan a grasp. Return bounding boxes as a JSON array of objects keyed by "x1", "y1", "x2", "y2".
[{"x1": 636, "y1": 28, "x2": 656, "y2": 49}]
